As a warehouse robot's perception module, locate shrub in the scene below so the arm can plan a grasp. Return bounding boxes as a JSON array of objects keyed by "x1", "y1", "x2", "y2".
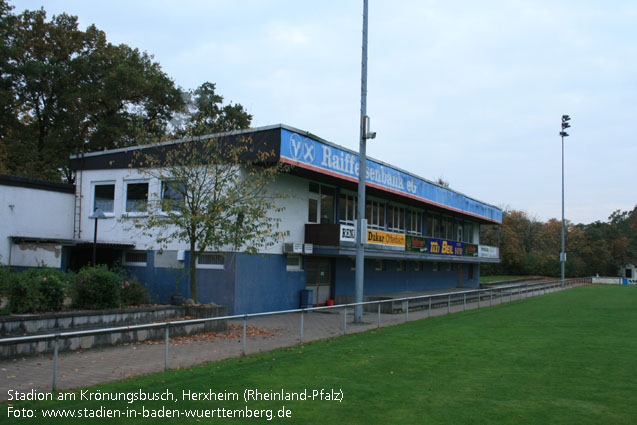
[
  {"x1": 73, "y1": 265, "x2": 121, "y2": 309},
  {"x1": 119, "y1": 279, "x2": 149, "y2": 306},
  {"x1": 8, "y1": 268, "x2": 70, "y2": 313},
  {"x1": 0, "y1": 266, "x2": 12, "y2": 293}
]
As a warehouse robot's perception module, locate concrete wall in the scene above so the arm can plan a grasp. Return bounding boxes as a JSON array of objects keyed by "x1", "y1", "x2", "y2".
[{"x1": 0, "y1": 183, "x2": 74, "y2": 267}]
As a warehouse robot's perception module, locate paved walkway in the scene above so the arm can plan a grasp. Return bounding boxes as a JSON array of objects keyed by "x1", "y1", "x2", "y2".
[{"x1": 0, "y1": 283, "x2": 567, "y2": 401}]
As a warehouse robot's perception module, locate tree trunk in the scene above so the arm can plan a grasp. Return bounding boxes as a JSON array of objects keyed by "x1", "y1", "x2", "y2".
[{"x1": 189, "y1": 243, "x2": 198, "y2": 303}]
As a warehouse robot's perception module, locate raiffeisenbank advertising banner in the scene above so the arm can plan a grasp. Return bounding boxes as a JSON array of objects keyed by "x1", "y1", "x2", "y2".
[{"x1": 279, "y1": 129, "x2": 502, "y2": 224}]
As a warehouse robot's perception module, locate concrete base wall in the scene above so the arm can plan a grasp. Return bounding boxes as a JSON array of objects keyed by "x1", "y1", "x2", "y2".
[{"x1": 0, "y1": 305, "x2": 227, "y2": 359}]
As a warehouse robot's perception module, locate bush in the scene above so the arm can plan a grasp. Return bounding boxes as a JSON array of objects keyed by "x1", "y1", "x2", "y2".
[
  {"x1": 73, "y1": 265, "x2": 121, "y2": 309},
  {"x1": 119, "y1": 279, "x2": 148, "y2": 306},
  {"x1": 8, "y1": 268, "x2": 70, "y2": 313},
  {"x1": 0, "y1": 266, "x2": 12, "y2": 293}
]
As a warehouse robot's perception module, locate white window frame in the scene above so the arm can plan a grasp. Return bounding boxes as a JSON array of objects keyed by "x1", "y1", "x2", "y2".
[
  {"x1": 196, "y1": 252, "x2": 225, "y2": 269},
  {"x1": 161, "y1": 180, "x2": 185, "y2": 213},
  {"x1": 407, "y1": 209, "x2": 423, "y2": 236},
  {"x1": 122, "y1": 250, "x2": 148, "y2": 266},
  {"x1": 123, "y1": 179, "x2": 150, "y2": 216},
  {"x1": 366, "y1": 199, "x2": 386, "y2": 230},
  {"x1": 91, "y1": 181, "x2": 116, "y2": 217},
  {"x1": 387, "y1": 205, "x2": 405, "y2": 233},
  {"x1": 339, "y1": 192, "x2": 357, "y2": 226},
  {"x1": 286, "y1": 254, "x2": 303, "y2": 272}
]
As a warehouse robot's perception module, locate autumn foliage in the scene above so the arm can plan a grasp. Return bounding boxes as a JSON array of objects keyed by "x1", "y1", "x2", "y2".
[{"x1": 481, "y1": 206, "x2": 637, "y2": 277}]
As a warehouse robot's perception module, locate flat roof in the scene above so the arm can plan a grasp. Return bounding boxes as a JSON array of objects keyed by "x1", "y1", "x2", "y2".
[{"x1": 69, "y1": 124, "x2": 502, "y2": 224}]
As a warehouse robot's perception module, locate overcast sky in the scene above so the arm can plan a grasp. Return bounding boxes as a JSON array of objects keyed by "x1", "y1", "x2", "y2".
[{"x1": 15, "y1": 0, "x2": 637, "y2": 224}]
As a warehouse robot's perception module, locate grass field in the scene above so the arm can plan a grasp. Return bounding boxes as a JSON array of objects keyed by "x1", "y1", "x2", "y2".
[{"x1": 3, "y1": 285, "x2": 636, "y2": 424}]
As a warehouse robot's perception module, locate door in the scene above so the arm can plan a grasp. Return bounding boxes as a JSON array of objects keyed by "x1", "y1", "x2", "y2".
[
  {"x1": 457, "y1": 264, "x2": 463, "y2": 288},
  {"x1": 306, "y1": 258, "x2": 332, "y2": 305}
]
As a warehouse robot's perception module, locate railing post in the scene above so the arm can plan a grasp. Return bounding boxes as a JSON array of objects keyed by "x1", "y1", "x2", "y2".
[
  {"x1": 448, "y1": 295, "x2": 451, "y2": 314},
  {"x1": 428, "y1": 297, "x2": 432, "y2": 316},
  {"x1": 463, "y1": 293, "x2": 466, "y2": 311},
  {"x1": 52, "y1": 334, "x2": 59, "y2": 391},
  {"x1": 164, "y1": 323, "x2": 169, "y2": 371},
  {"x1": 405, "y1": 300, "x2": 409, "y2": 322},
  {"x1": 490, "y1": 290, "x2": 493, "y2": 306},
  {"x1": 343, "y1": 306, "x2": 347, "y2": 335},
  {"x1": 242, "y1": 315, "x2": 247, "y2": 356},
  {"x1": 478, "y1": 291, "x2": 481, "y2": 308},
  {"x1": 300, "y1": 310, "x2": 304, "y2": 343},
  {"x1": 377, "y1": 303, "x2": 381, "y2": 328}
]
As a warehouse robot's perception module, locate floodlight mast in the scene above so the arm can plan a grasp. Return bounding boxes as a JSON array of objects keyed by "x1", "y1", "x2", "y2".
[
  {"x1": 560, "y1": 114, "x2": 571, "y2": 288},
  {"x1": 354, "y1": 0, "x2": 372, "y2": 323}
]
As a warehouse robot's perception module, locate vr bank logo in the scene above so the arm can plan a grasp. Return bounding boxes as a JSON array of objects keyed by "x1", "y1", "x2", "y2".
[{"x1": 289, "y1": 134, "x2": 315, "y2": 163}]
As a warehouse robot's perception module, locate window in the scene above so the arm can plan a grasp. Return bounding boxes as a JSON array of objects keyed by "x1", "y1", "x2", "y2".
[
  {"x1": 320, "y1": 186, "x2": 335, "y2": 224},
  {"x1": 441, "y1": 217, "x2": 454, "y2": 240},
  {"x1": 432, "y1": 262, "x2": 439, "y2": 272},
  {"x1": 387, "y1": 205, "x2": 405, "y2": 232},
  {"x1": 94, "y1": 183, "x2": 115, "y2": 214},
  {"x1": 307, "y1": 183, "x2": 335, "y2": 224},
  {"x1": 308, "y1": 198, "x2": 318, "y2": 223},
  {"x1": 456, "y1": 222, "x2": 463, "y2": 242},
  {"x1": 197, "y1": 253, "x2": 225, "y2": 269},
  {"x1": 366, "y1": 200, "x2": 385, "y2": 229},
  {"x1": 407, "y1": 210, "x2": 423, "y2": 235},
  {"x1": 468, "y1": 264, "x2": 474, "y2": 280},
  {"x1": 161, "y1": 180, "x2": 185, "y2": 211},
  {"x1": 427, "y1": 215, "x2": 440, "y2": 238},
  {"x1": 126, "y1": 182, "x2": 149, "y2": 213},
  {"x1": 396, "y1": 260, "x2": 405, "y2": 272},
  {"x1": 339, "y1": 193, "x2": 357, "y2": 225},
  {"x1": 413, "y1": 261, "x2": 422, "y2": 272},
  {"x1": 123, "y1": 250, "x2": 147, "y2": 266},
  {"x1": 464, "y1": 223, "x2": 474, "y2": 243},
  {"x1": 286, "y1": 255, "x2": 302, "y2": 271}
]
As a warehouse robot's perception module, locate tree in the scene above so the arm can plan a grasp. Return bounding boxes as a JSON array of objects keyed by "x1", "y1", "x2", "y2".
[
  {"x1": 171, "y1": 82, "x2": 252, "y2": 137},
  {"x1": 1, "y1": 2, "x2": 183, "y2": 181},
  {"x1": 130, "y1": 136, "x2": 290, "y2": 303}
]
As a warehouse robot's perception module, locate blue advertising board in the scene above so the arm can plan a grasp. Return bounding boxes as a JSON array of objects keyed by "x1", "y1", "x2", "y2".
[{"x1": 279, "y1": 128, "x2": 502, "y2": 223}]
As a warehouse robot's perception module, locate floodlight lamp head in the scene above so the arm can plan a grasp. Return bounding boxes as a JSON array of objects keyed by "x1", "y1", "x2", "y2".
[
  {"x1": 559, "y1": 131, "x2": 569, "y2": 137},
  {"x1": 562, "y1": 122, "x2": 571, "y2": 130},
  {"x1": 562, "y1": 114, "x2": 571, "y2": 122}
]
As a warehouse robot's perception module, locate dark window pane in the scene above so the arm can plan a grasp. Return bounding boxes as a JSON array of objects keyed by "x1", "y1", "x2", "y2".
[
  {"x1": 126, "y1": 183, "x2": 148, "y2": 212},
  {"x1": 94, "y1": 184, "x2": 114, "y2": 213}
]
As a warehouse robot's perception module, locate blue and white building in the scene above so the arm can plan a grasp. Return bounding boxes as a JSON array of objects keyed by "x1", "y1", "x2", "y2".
[{"x1": 3, "y1": 125, "x2": 501, "y2": 314}]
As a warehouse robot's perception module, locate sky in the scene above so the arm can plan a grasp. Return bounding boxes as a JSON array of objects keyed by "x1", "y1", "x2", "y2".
[{"x1": 14, "y1": 0, "x2": 637, "y2": 224}]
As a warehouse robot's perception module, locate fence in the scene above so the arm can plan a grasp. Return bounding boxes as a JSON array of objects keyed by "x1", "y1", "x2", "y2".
[{"x1": 0, "y1": 277, "x2": 591, "y2": 397}]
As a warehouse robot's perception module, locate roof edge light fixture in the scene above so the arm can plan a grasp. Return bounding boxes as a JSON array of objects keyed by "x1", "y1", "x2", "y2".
[
  {"x1": 560, "y1": 114, "x2": 571, "y2": 288},
  {"x1": 354, "y1": 0, "x2": 373, "y2": 323}
]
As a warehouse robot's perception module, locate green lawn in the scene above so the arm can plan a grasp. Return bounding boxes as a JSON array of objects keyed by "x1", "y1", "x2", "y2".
[{"x1": 3, "y1": 285, "x2": 636, "y2": 424}]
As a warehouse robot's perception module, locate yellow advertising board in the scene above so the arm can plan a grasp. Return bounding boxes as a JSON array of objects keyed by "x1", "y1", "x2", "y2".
[{"x1": 366, "y1": 229, "x2": 406, "y2": 247}]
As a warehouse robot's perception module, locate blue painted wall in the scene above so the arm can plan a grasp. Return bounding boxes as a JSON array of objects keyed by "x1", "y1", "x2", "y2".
[
  {"x1": 334, "y1": 258, "x2": 480, "y2": 296},
  {"x1": 123, "y1": 251, "x2": 482, "y2": 314},
  {"x1": 233, "y1": 253, "x2": 307, "y2": 314}
]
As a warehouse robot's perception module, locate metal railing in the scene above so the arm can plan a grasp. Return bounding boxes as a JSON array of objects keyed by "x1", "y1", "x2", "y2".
[{"x1": 0, "y1": 277, "x2": 591, "y2": 391}]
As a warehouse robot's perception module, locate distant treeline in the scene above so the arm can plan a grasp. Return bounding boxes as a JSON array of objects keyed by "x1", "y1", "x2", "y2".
[{"x1": 480, "y1": 206, "x2": 637, "y2": 278}]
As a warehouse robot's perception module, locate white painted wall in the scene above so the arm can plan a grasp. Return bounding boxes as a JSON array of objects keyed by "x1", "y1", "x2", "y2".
[
  {"x1": 0, "y1": 184, "x2": 74, "y2": 267},
  {"x1": 76, "y1": 168, "x2": 308, "y2": 254}
]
